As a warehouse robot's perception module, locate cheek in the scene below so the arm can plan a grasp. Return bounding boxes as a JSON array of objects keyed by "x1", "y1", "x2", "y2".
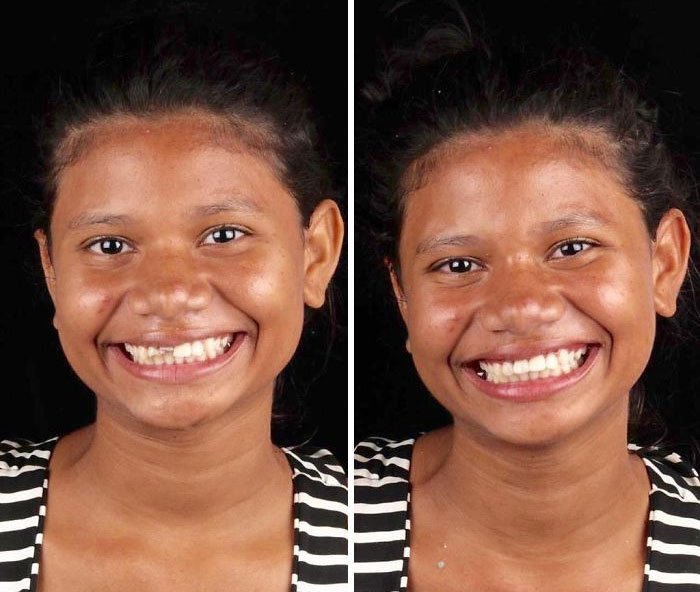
[
  {"x1": 53, "y1": 274, "x2": 116, "y2": 331},
  {"x1": 590, "y1": 259, "x2": 656, "y2": 328},
  {"x1": 238, "y1": 247, "x2": 306, "y2": 333},
  {"x1": 574, "y1": 258, "x2": 657, "y2": 367},
  {"x1": 405, "y1": 288, "x2": 467, "y2": 358}
]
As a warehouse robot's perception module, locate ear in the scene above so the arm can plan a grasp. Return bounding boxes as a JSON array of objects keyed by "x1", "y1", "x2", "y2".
[
  {"x1": 387, "y1": 259, "x2": 408, "y2": 322},
  {"x1": 35, "y1": 229, "x2": 57, "y2": 306},
  {"x1": 651, "y1": 208, "x2": 690, "y2": 317},
  {"x1": 303, "y1": 199, "x2": 344, "y2": 308},
  {"x1": 388, "y1": 261, "x2": 412, "y2": 354}
]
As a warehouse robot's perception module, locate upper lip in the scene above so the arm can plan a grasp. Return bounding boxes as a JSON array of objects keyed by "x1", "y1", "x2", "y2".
[
  {"x1": 458, "y1": 341, "x2": 599, "y2": 365},
  {"x1": 108, "y1": 330, "x2": 242, "y2": 348}
]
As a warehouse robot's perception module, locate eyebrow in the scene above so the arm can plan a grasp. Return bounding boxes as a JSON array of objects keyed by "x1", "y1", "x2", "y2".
[
  {"x1": 186, "y1": 196, "x2": 263, "y2": 217},
  {"x1": 416, "y1": 234, "x2": 480, "y2": 255},
  {"x1": 68, "y1": 212, "x2": 133, "y2": 229},
  {"x1": 67, "y1": 197, "x2": 263, "y2": 230},
  {"x1": 414, "y1": 211, "x2": 612, "y2": 255},
  {"x1": 538, "y1": 211, "x2": 613, "y2": 233}
]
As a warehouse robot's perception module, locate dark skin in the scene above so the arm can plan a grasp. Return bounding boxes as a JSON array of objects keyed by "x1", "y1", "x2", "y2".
[
  {"x1": 390, "y1": 125, "x2": 690, "y2": 591},
  {"x1": 34, "y1": 114, "x2": 344, "y2": 591},
  {"x1": 40, "y1": 421, "x2": 294, "y2": 592},
  {"x1": 408, "y1": 426, "x2": 649, "y2": 592}
]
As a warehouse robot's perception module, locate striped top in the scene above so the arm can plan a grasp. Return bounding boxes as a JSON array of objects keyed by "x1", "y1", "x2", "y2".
[
  {"x1": 354, "y1": 436, "x2": 700, "y2": 592},
  {"x1": 0, "y1": 437, "x2": 348, "y2": 592}
]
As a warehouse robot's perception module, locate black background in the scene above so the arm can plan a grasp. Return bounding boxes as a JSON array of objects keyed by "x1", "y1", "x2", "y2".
[
  {"x1": 354, "y1": 0, "x2": 700, "y2": 444},
  {"x1": 0, "y1": 0, "x2": 348, "y2": 465}
]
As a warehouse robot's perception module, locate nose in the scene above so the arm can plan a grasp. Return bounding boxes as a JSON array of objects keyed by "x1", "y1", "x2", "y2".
[
  {"x1": 126, "y1": 253, "x2": 212, "y2": 319},
  {"x1": 478, "y1": 267, "x2": 565, "y2": 335}
]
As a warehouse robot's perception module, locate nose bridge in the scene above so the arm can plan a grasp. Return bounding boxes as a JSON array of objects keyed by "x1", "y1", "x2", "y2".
[
  {"x1": 479, "y1": 258, "x2": 565, "y2": 334},
  {"x1": 127, "y1": 248, "x2": 212, "y2": 318}
]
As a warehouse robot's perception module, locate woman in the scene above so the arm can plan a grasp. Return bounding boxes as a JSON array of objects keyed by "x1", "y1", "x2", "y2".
[
  {"x1": 0, "y1": 6, "x2": 347, "y2": 591},
  {"x1": 355, "y1": 8, "x2": 700, "y2": 592}
]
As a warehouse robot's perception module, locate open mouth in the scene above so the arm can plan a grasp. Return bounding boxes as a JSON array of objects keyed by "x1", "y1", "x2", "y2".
[
  {"x1": 120, "y1": 334, "x2": 238, "y2": 366},
  {"x1": 469, "y1": 345, "x2": 594, "y2": 384}
]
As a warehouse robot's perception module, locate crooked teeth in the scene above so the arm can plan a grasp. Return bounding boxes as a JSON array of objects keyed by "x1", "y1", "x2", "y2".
[
  {"x1": 477, "y1": 347, "x2": 588, "y2": 384},
  {"x1": 124, "y1": 336, "x2": 233, "y2": 366}
]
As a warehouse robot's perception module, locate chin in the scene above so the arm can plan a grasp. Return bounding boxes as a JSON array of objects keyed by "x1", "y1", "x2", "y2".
[
  {"x1": 115, "y1": 394, "x2": 237, "y2": 433},
  {"x1": 456, "y1": 407, "x2": 598, "y2": 451},
  {"x1": 485, "y1": 425, "x2": 578, "y2": 450}
]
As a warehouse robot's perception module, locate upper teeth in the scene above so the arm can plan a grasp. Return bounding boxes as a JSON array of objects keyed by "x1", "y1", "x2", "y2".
[
  {"x1": 477, "y1": 347, "x2": 588, "y2": 384},
  {"x1": 124, "y1": 336, "x2": 233, "y2": 366}
]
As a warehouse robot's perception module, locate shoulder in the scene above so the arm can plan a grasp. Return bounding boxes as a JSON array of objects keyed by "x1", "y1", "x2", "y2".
[
  {"x1": 635, "y1": 445, "x2": 700, "y2": 522},
  {"x1": 355, "y1": 436, "x2": 415, "y2": 483},
  {"x1": 354, "y1": 436, "x2": 414, "y2": 511},
  {"x1": 633, "y1": 446, "x2": 700, "y2": 581},
  {"x1": 283, "y1": 445, "x2": 347, "y2": 583},
  {"x1": 282, "y1": 444, "x2": 347, "y2": 491},
  {"x1": 354, "y1": 437, "x2": 413, "y2": 590},
  {"x1": 0, "y1": 437, "x2": 57, "y2": 478},
  {"x1": 634, "y1": 445, "x2": 700, "y2": 505}
]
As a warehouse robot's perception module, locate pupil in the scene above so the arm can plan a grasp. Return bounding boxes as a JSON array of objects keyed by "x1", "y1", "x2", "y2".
[
  {"x1": 102, "y1": 239, "x2": 122, "y2": 254},
  {"x1": 563, "y1": 243, "x2": 583, "y2": 256},
  {"x1": 213, "y1": 229, "x2": 235, "y2": 242},
  {"x1": 450, "y1": 260, "x2": 470, "y2": 273}
]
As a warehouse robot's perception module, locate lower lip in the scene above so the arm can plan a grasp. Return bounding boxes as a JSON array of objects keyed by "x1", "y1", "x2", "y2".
[
  {"x1": 461, "y1": 346, "x2": 600, "y2": 403},
  {"x1": 108, "y1": 333, "x2": 246, "y2": 384}
]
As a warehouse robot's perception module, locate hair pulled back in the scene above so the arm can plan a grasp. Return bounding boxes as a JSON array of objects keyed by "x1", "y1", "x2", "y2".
[
  {"x1": 358, "y1": 2, "x2": 700, "y2": 461},
  {"x1": 34, "y1": 3, "x2": 333, "y2": 236}
]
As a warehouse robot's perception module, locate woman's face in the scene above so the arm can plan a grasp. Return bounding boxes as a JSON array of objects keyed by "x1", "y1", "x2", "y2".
[
  {"x1": 394, "y1": 126, "x2": 688, "y2": 447},
  {"x1": 37, "y1": 114, "x2": 341, "y2": 431}
]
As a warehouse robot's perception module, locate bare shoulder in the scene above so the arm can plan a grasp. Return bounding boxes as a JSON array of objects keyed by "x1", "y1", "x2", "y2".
[
  {"x1": 48, "y1": 424, "x2": 94, "y2": 472},
  {"x1": 410, "y1": 425, "x2": 452, "y2": 486}
]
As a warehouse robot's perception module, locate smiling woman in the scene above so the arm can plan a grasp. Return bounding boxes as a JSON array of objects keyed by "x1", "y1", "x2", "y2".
[
  {"x1": 355, "y1": 5, "x2": 700, "y2": 592},
  {"x1": 0, "y1": 3, "x2": 347, "y2": 591}
]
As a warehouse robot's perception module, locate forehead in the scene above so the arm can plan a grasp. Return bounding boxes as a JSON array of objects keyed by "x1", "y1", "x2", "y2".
[
  {"x1": 400, "y1": 126, "x2": 646, "y2": 247},
  {"x1": 51, "y1": 114, "x2": 298, "y2": 225}
]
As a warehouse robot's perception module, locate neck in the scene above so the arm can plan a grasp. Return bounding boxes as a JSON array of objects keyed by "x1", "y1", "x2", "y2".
[
  {"x1": 422, "y1": 401, "x2": 649, "y2": 558},
  {"x1": 57, "y1": 390, "x2": 290, "y2": 528}
]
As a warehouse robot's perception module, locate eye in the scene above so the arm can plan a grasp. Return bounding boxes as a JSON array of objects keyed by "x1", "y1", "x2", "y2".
[
  {"x1": 201, "y1": 226, "x2": 247, "y2": 244},
  {"x1": 86, "y1": 237, "x2": 133, "y2": 255},
  {"x1": 549, "y1": 238, "x2": 597, "y2": 259},
  {"x1": 434, "y1": 258, "x2": 483, "y2": 274}
]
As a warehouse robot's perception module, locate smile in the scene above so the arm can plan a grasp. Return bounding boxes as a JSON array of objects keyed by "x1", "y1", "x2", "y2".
[
  {"x1": 123, "y1": 335, "x2": 234, "y2": 366},
  {"x1": 476, "y1": 346, "x2": 589, "y2": 384}
]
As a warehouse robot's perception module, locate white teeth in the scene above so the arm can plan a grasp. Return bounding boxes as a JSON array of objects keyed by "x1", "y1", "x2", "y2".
[
  {"x1": 529, "y1": 355, "x2": 546, "y2": 372},
  {"x1": 123, "y1": 336, "x2": 234, "y2": 366},
  {"x1": 173, "y1": 342, "x2": 192, "y2": 358},
  {"x1": 477, "y1": 347, "x2": 588, "y2": 384}
]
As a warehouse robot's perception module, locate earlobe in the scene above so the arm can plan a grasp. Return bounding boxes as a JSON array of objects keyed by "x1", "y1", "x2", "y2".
[
  {"x1": 652, "y1": 208, "x2": 691, "y2": 317},
  {"x1": 34, "y1": 229, "x2": 57, "y2": 306},
  {"x1": 303, "y1": 199, "x2": 344, "y2": 308}
]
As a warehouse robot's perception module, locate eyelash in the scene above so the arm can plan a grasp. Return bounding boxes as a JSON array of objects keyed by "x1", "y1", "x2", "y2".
[
  {"x1": 549, "y1": 238, "x2": 598, "y2": 259},
  {"x1": 430, "y1": 238, "x2": 598, "y2": 274},
  {"x1": 84, "y1": 226, "x2": 248, "y2": 255},
  {"x1": 85, "y1": 237, "x2": 133, "y2": 255},
  {"x1": 432, "y1": 258, "x2": 484, "y2": 274},
  {"x1": 199, "y1": 225, "x2": 248, "y2": 245}
]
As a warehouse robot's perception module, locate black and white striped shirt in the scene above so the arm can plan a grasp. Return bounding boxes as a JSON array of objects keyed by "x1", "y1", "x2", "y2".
[
  {"x1": 0, "y1": 437, "x2": 348, "y2": 592},
  {"x1": 354, "y1": 436, "x2": 700, "y2": 592}
]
